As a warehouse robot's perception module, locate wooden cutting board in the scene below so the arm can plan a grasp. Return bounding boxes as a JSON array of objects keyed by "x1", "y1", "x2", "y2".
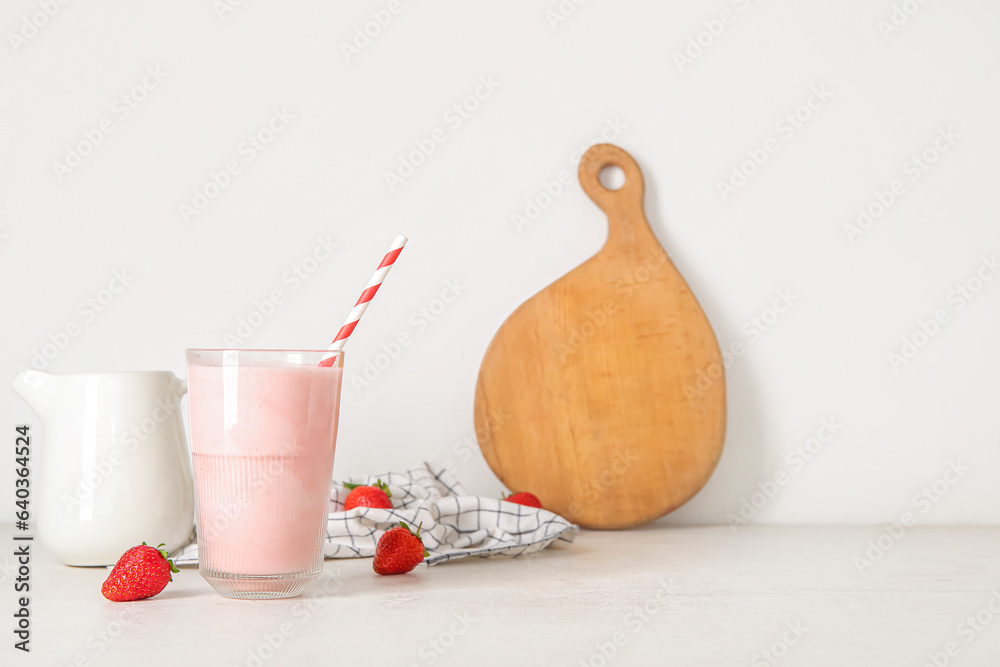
[{"x1": 474, "y1": 143, "x2": 726, "y2": 529}]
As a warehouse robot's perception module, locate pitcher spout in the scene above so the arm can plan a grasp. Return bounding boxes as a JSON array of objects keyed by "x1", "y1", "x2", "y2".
[{"x1": 11, "y1": 369, "x2": 56, "y2": 417}]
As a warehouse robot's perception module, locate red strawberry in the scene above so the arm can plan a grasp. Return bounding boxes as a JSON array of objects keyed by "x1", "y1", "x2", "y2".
[
  {"x1": 373, "y1": 521, "x2": 428, "y2": 575},
  {"x1": 102, "y1": 542, "x2": 179, "y2": 602},
  {"x1": 343, "y1": 479, "x2": 393, "y2": 510},
  {"x1": 504, "y1": 492, "x2": 542, "y2": 509}
]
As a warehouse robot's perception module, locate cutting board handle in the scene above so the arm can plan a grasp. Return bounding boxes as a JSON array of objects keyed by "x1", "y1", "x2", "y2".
[{"x1": 578, "y1": 143, "x2": 652, "y2": 250}]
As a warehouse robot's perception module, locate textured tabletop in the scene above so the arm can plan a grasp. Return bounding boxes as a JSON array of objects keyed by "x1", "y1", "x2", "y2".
[{"x1": 6, "y1": 523, "x2": 1000, "y2": 666}]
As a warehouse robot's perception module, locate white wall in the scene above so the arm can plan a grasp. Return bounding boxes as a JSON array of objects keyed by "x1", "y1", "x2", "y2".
[{"x1": 2, "y1": 0, "x2": 998, "y2": 525}]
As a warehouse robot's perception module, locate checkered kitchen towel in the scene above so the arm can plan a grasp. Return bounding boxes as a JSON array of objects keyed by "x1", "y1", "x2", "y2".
[{"x1": 172, "y1": 462, "x2": 578, "y2": 566}]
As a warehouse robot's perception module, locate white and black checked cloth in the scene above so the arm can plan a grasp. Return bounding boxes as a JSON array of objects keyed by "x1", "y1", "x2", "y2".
[{"x1": 172, "y1": 462, "x2": 578, "y2": 566}]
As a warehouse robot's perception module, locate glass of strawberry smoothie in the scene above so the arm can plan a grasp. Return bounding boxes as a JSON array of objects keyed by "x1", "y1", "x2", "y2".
[{"x1": 185, "y1": 349, "x2": 343, "y2": 599}]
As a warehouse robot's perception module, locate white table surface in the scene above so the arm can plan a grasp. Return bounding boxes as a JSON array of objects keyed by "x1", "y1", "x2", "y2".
[{"x1": 6, "y1": 523, "x2": 999, "y2": 666}]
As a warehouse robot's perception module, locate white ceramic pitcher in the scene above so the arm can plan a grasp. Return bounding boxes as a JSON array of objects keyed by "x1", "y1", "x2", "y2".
[{"x1": 11, "y1": 370, "x2": 194, "y2": 566}]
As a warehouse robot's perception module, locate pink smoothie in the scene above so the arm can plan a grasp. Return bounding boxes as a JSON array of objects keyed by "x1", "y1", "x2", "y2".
[{"x1": 187, "y1": 361, "x2": 342, "y2": 576}]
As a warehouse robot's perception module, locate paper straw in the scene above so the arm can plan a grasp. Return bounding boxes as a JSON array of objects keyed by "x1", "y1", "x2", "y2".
[{"x1": 320, "y1": 234, "x2": 408, "y2": 366}]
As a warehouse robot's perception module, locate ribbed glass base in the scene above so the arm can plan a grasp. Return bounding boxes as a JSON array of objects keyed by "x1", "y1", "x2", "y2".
[{"x1": 201, "y1": 569, "x2": 319, "y2": 599}]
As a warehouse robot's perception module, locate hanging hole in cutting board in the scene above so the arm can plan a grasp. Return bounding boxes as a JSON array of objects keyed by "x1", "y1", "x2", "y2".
[{"x1": 598, "y1": 165, "x2": 625, "y2": 190}]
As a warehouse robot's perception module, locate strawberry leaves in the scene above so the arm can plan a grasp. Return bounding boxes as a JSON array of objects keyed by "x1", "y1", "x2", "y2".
[{"x1": 343, "y1": 478, "x2": 392, "y2": 498}]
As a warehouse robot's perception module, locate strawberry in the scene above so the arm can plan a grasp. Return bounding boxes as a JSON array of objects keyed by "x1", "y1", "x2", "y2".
[
  {"x1": 504, "y1": 492, "x2": 542, "y2": 509},
  {"x1": 102, "y1": 542, "x2": 179, "y2": 602},
  {"x1": 373, "y1": 521, "x2": 428, "y2": 575},
  {"x1": 343, "y1": 479, "x2": 393, "y2": 510}
]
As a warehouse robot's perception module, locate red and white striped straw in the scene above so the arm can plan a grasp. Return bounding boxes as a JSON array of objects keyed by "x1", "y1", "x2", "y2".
[{"x1": 320, "y1": 234, "x2": 407, "y2": 366}]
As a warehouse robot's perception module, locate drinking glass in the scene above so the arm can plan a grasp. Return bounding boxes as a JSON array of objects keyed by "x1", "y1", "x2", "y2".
[{"x1": 185, "y1": 349, "x2": 343, "y2": 599}]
